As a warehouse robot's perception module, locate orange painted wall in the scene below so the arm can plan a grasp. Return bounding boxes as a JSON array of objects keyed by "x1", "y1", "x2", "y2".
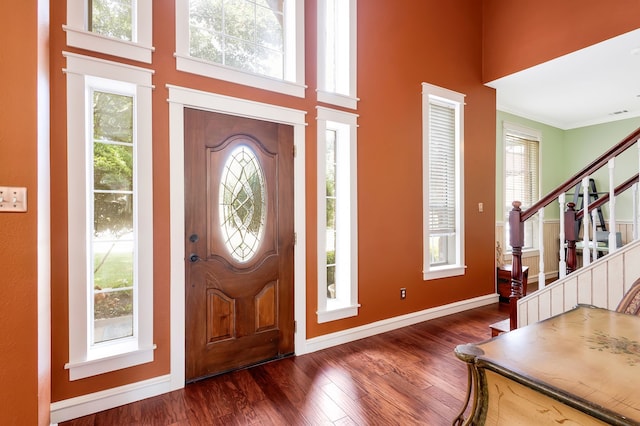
[
  {"x1": 49, "y1": 0, "x2": 496, "y2": 401},
  {"x1": 483, "y1": 0, "x2": 640, "y2": 82},
  {"x1": 0, "y1": 1, "x2": 41, "y2": 424}
]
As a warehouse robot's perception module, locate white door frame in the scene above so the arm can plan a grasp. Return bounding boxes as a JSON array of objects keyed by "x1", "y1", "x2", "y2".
[{"x1": 167, "y1": 85, "x2": 307, "y2": 389}]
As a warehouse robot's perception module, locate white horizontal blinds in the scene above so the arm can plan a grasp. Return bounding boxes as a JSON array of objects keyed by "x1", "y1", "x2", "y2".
[
  {"x1": 505, "y1": 131, "x2": 539, "y2": 249},
  {"x1": 428, "y1": 100, "x2": 456, "y2": 239}
]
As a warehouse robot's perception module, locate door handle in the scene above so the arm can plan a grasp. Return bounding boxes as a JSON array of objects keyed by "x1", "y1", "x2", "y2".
[{"x1": 189, "y1": 253, "x2": 201, "y2": 263}]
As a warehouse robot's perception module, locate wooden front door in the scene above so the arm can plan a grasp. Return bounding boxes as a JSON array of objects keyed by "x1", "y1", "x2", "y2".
[{"x1": 184, "y1": 108, "x2": 294, "y2": 381}]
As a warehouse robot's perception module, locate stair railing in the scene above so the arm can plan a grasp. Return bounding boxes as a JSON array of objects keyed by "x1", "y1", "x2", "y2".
[{"x1": 507, "y1": 126, "x2": 640, "y2": 330}]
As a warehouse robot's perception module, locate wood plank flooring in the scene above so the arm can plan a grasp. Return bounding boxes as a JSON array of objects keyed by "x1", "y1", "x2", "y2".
[{"x1": 61, "y1": 303, "x2": 509, "y2": 426}]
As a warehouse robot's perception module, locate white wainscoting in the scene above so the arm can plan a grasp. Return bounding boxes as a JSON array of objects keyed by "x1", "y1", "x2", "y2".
[{"x1": 517, "y1": 239, "x2": 640, "y2": 327}]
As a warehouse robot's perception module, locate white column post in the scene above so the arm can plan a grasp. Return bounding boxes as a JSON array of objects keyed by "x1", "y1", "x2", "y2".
[{"x1": 558, "y1": 193, "x2": 566, "y2": 279}]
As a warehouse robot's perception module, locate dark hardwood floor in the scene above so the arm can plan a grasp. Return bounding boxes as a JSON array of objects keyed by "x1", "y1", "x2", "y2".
[{"x1": 61, "y1": 302, "x2": 509, "y2": 426}]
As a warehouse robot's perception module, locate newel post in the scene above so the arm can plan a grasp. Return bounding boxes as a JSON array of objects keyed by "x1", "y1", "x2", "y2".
[
  {"x1": 564, "y1": 202, "x2": 578, "y2": 274},
  {"x1": 508, "y1": 201, "x2": 524, "y2": 330}
]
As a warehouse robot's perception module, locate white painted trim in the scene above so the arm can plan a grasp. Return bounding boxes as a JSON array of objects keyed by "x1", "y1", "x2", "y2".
[
  {"x1": 316, "y1": 107, "x2": 359, "y2": 323},
  {"x1": 300, "y1": 294, "x2": 498, "y2": 355},
  {"x1": 167, "y1": 85, "x2": 307, "y2": 392},
  {"x1": 50, "y1": 375, "x2": 172, "y2": 424},
  {"x1": 64, "y1": 52, "x2": 155, "y2": 380}
]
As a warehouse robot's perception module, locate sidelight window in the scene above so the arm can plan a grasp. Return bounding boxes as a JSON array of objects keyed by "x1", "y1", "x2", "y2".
[
  {"x1": 64, "y1": 53, "x2": 155, "y2": 380},
  {"x1": 316, "y1": 107, "x2": 359, "y2": 323}
]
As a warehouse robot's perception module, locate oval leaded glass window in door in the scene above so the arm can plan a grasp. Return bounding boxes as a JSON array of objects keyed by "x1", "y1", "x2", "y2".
[{"x1": 219, "y1": 145, "x2": 267, "y2": 262}]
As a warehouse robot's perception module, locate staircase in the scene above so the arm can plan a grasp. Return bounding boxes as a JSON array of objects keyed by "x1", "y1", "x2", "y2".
[{"x1": 504, "y1": 126, "x2": 640, "y2": 331}]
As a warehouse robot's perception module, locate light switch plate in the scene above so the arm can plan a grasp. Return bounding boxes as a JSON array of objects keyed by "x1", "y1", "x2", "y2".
[{"x1": 0, "y1": 186, "x2": 27, "y2": 212}]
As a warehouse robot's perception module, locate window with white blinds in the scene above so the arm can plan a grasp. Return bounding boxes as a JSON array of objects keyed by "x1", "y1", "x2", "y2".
[
  {"x1": 422, "y1": 83, "x2": 465, "y2": 280},
  {"x1": 504, "y1": 124, "x2": 540, "y2": 250}
]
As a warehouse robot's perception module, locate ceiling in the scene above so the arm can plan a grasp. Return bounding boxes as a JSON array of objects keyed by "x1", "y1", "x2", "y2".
[{"x1": 486, "y1": 28, "x2": 640, "y2": 130}]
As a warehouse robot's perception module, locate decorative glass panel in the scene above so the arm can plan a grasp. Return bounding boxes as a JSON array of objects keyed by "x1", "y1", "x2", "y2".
[
  {"x1": 89, "y1": 0, "x2": 134, "y2": 41},
  {"x1": 219, "y1": 145, "x2": 266, "y2": 262},
  {"x1": 91, "y1": 89, "x2": 135, "y2": 344}
]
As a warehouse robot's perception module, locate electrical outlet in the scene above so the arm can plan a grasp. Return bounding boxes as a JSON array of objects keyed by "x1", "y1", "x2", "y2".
[{"x1": 400, "y1": 288, "x2": 406, "y2": 299}]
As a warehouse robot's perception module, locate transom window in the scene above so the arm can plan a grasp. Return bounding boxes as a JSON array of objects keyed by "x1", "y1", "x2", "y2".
[
  {"x1": 190, "y1": 0, "x2": 285, "y2": 79},
  {"x1": 317, "y1": 0, "x2": 358, "y2": 109},
  {"x1": 176, "y1": 0, "x2": 305, "y2": 97},
  {"x1": 64, "y1": 0, "x2": 154, "y2": 63},
  {"x1": 89, "y1": 0, "x2": 134, "y2": 41}
]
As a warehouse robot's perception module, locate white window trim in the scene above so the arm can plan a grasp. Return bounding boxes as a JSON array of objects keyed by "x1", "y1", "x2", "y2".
[
  {"x1": 64, "y1": 0, "x2": 154, "y2": 63},
  {"x1": 422, "y1": 82, "x2": 466, "y2": 280},
  {"x1": 316, "y1": 0, "x2": 358, "y2": 109},
  {"x1": 502, "y1": 121, "x2": 541, "y2": 252},
  {"x1": 175, "y1": 0, "x2": 306, "y2": 98},
  {"x1": 64, "y1": 52, "x2": 155, "y2": 380},
  {"x1": 316, "y1": 106, "x2": 359, "y2": 323}
]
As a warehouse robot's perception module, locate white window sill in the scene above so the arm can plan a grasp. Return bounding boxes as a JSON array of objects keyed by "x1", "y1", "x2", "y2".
[
  {"x1": 63, "y1": 26, "x2": 154, "y2": 63},
  {"x1": 423, "y1": 265, "x2": 466, "y2": 281},
  {"x1": 65, "y1": 344, "x2": 156, "y2": 381},
  {"x1": 317, "y1": 90, "x2": 359, "y2": 110},
  {"x1": 317, "y1": 303, "x2": 360, "y2": 324},
  {"x1": 175, "y1": 54, "x2": 306, "y2": 98}
]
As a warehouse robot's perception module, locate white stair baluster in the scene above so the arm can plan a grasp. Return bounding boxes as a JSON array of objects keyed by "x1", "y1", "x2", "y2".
[
  {"x1": 558, "y1": 193, "x2": 566, "y2": 279},
  {"x1": 634, "y1": 183, "x2": 639, "y2": 241},
  {"x1": 608, "y1": 158, "x2": 617, "y2": 251},
  {"x1": 592, "y1": 210, "x2": 598, "y2": 260},
  {"x1": 538, "y1": 207, "x2": 545, "y2": 287},
  {"x1": 582, "y1": 177, "x2": 591, "y2": 267}
]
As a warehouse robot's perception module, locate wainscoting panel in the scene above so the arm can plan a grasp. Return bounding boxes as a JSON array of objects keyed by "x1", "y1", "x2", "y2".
[{"x1": 517, "y1": 239, "x2": 640, "y2": 327}]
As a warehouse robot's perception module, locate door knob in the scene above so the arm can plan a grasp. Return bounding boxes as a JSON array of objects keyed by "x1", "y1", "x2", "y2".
[{"x1": 189, "y1": 253, "x2": 200, "y2": 263}]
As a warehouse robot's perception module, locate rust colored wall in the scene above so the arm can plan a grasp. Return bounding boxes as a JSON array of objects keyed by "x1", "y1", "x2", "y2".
[
  {"x1": 483, "y1": 0, "x2": 640, "y2": 82},
  {"x1": 49, "y1": 0, "x2": 496, "y2": 401},
  {"x1": 307, "y1": 0, "x2": 496, "y2": 337},
  {"x1": 0, "y1": 2, "x2": 41, "y2": 424}
]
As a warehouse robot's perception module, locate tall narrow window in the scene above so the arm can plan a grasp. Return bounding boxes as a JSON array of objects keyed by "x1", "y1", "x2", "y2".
[
  {"x1": 64, "y1": 0, "x2": 154, "y2": 63},
  {"x1": 422, "y1": 83, "x2": 465, "y2": 280},
  {"x1": 176, "y1": 0, "x2": 305, "y2": 97},
  {"x1": 91, "y1": 89, "x2": 135, "y2": 344},
  {"x1": 317, "y1": 107, "x2": 359, "y2": 323},
  {"x1": 504, "y1": 123, "x2": 540, "y2": 250},
  {"x1": 317, "y1": 0, "x2": 358, "y2": 109},
  {"x1": 64, "y1": 53, "x2": 154, "y2": 380}
]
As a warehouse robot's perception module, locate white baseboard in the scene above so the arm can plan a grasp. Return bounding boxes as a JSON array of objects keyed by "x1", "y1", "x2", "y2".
[
  {"x1": 50, "y1": 374, "x2": 172, "y2": 424},
  {"x1": 299, "y1": 293, "x2": 499, "y2": 355}
]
